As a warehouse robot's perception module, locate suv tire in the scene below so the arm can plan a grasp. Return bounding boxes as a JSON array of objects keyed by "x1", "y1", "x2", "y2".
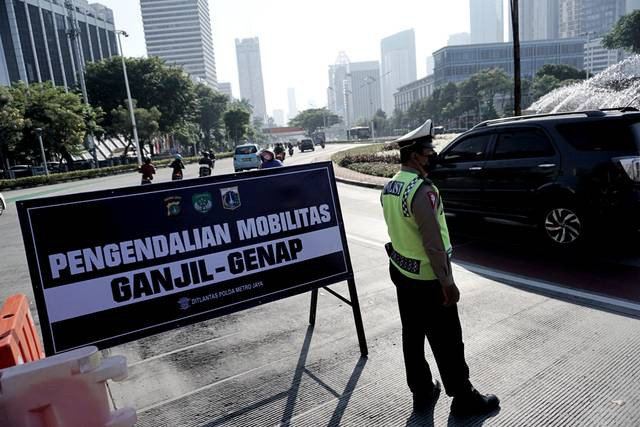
[{"x1": 539, "y1": 204, "x2": 584, "y2": 248}]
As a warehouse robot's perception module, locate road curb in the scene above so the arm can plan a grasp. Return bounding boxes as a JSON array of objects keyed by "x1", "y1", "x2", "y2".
[{"x1": 334, "y1": 175, "x2": 384, "y2": 190}]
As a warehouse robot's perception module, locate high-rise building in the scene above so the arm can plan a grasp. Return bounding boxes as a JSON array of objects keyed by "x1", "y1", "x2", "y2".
[
  {"x1": 272, "y1": 109, "x2": 284, "y2": 127},
  {"x1": 584, "y1": 37, "x2": 627, "y2": 75},
  {"x1": 559, "y1": 0, "x2": 626, "y2": 38},
  {"x1": 380, "y1": 29, "x2": 416, "y2": 114},
  {"x1": 217, "y1": 82, "x2": 232, "y2": 98},
  {"x1": 140, "y1": 0, "x2": 217, "y2": 88},
  {"x1": 470, "y1": 0, "x2": 504, "y2": 43},
  {"x1": 287, "y1": 87, "x2": 297, "y2": 119},
  {"x1": 327, "y1": 51, "x2": 349, "y2": 119},
  {"x1": 0, "y1": 0, "x2": 117, "y2": 87},
  {"x1": 235, "y1": 37, "x2": 267, "y2": 121},
  {"x1": 509, "y1": 0, "x2": 559, "y2": 41},
  {"x1": 426, "y1": 56, "x2": 434, "y2": 75},
  {"x1": 433, "y1": 38, "x2": 585, "y2": 87},
  {"x1": 448, "y1": 32, "x2": 471, "y2": 46},
  {"x1": 347, "y1": 61, "x2": 381, "y2": 124}
]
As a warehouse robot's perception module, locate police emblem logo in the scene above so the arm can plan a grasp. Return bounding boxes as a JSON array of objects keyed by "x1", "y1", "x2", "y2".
[
  {"x1": 427, "y1": 192, "x2": 437, "y2": 209},
  {"x1": 192, "y1": 192, "x2": 213, "y2": 214},
  {"x1": 164, "y1": 196, "x2": 182, "y2": 217},
  {"x1": 220, "y1": 186, "x2": 241, "y2": 210},
  {"x1": 178, "y1": 297, "x2": 190, "y2": 310}
]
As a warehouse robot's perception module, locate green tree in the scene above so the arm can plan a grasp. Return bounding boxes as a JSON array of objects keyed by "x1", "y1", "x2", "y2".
[
  {"x1": 111, "y1": 103, "x2": 160, "y2": 157},
  {"x1": 0, "y1": 86, "x2": 25, "y2": 168},
  {"x1": 172, "y1": 121, "x2": 201, "y2": 153},
  {"x1": 532, "y1": 75, "x2": 563, "y2": 100},
  {"x1": 223, "y1": 102, "x2": 251, "y2": 146},
  {"x1": 474, "y1": 68, "x2": 512, "y2": 111},
  {"x1": 603, "y1": 10, "x2": 640, "y2": 54},
  {"x1": 194, "y1": 83, "x2": 228, "y2": 149},
  {"x1": 535, "y1": 64, "x2": 588, "y2": 81},
  {"x1": 85, "y1": 56, "x2": 196, "y2": 134},
  {"x1": 289, "y1": 108, "x2": 341, "y2": 135},
  {"x1": 10, "y1": 82, "x2": 103, "y2": 167}
]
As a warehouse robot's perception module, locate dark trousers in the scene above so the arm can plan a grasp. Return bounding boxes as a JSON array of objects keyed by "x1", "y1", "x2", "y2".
[{"x1": 390, "y1": 263, "x2": 472, "y2": 397}]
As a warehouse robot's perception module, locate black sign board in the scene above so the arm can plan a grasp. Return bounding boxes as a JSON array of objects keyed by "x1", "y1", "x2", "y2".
[{"x1": 18, "y1": 162, "x2": 357, "y2": 355}]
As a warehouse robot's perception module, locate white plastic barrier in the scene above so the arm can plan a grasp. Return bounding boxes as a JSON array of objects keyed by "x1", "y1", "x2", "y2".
[{"x1": 0, "y1": 346, "x2": 136, "y2": 427}]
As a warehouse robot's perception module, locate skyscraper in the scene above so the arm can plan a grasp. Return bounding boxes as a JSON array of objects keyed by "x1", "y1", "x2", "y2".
[
  {"x1": 235, "y1": 37, "x2": 267, "y2": 122},
  {"x1": 327, "y1": 51, "x2": 349, "y2": 119},
  {"x1": 470, "y1": 0, "x2": 504, "y2": 43},
  {"x1": 380, "y1": 29, "x2": 416, "y2": 114},
  {"x1": 272, "y1": 109, "x2": 284, "y2": 127},
  {"x1": 217, "y1": 82, "x2": 232, "y2": 99},
  {"x1": 448, "y1": 32, "x2": 471, "y2": 46},
  {"x1": 559, "y1": 0, "x2": 626, "y2": 38},
  {"x1": 509, "y1": 0, "x2": 559, "y2": 41},
  {"x1": 140, "y1": 0, "x2": 217, "y2": 88},
  {"x1": 0, "y1": 0, "x2": 117, "y2": 87},
  {"x1": 347, "y1": 61, "x2": 381, "y2": 124},
  {"x1": 287, "y1": 88, "x2": 297, "y2": 120}
]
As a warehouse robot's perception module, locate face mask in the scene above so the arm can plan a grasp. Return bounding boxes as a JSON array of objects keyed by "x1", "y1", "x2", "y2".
[{"x1": 423, "y1": 153, "x2": 438, "y2": 172}]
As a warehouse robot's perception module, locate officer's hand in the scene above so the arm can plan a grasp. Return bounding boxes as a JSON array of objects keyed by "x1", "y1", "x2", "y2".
[{"x1": 442, "y1": 283, "x2": 460, "y2": 307}]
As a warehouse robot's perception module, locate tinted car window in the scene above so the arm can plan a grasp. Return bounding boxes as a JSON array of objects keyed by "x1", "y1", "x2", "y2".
[
  {"x1": 235, "y1": 146, "x2": 257, "y2": 154},
  {"x1": 441, "y1": 134, "x2": 490, "y2": 162},
  {"x1": 493, "y1": 129, "x2": 555, "y2": 160},
  {"x1": 556, "y1": 120, "x2": 638, "y2": 152}
]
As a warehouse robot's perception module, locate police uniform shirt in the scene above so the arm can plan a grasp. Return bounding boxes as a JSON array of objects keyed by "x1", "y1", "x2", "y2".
[{"x1": 403, "y1": 166, "x2": 455, "y2": 287}]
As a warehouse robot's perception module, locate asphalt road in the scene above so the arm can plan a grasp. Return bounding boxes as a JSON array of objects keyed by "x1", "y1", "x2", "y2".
[{"x1": 1, "y1": 144, "x2": 640, "y2": 425}]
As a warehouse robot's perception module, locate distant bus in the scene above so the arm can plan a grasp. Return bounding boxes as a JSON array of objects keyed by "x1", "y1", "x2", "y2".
[{"x1": 347, "y1": 126, "x2": 370, "y2": 140}]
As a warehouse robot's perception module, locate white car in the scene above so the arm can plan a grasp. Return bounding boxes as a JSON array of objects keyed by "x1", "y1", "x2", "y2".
[{"x1": 0, "y1": 193, "x2": 5, "y2": 215}]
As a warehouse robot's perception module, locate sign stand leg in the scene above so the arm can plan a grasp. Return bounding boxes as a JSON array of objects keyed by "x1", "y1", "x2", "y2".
[
  {"x1": 309, "y1": 289, "x2": 318, "y2": 325},
  {"x1": 347, "y1": 278, "x2": 368, "y2": 357}
]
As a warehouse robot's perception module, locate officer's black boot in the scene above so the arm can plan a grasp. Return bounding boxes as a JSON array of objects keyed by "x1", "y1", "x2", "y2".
[
  {"x1": 450, "y1": 387, "x2": 499, "y2": 417},
  {"x1": 412, "y1": 379, "x2": 441, "y2": 411}
]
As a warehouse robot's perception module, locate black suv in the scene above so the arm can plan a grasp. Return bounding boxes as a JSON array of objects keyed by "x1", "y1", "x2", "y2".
[{"x1": 430, "y1": 109, "x2": 640, "y2": 247}]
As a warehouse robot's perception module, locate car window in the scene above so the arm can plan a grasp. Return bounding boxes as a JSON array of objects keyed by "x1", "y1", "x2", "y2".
[
  {"x1": 235, "y1": 146, "x2": 257, "y2": 155},
  {"x1": 441, "y1": 134, "x2": 490, "y2": 163},
  {"x1": 492, "y1": 129, "x2": 555, "y2": 160},
  {"x1": 556, "y1": 120, "x2": 638, "y2": 153}
]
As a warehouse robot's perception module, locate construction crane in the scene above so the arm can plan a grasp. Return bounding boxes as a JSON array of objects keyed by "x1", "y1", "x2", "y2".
[{"x1": 64, "y1": 0, "x2": 98, "y2": 168}]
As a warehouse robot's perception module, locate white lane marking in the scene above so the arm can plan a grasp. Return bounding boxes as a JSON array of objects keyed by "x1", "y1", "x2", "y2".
[
  {"x1": 138, "y1": 358, "x2": 284, "y2": 413},
  {"x1": 346, "y1": 232, "x2": 640, "y2": 314},
  {"x1": 128, "y1": 332, "x2": 239, "y2": 367},
  {"x1": 346, "y1": 233, "x2": 384, "y2": 248},
  {"x1": 456, "y1": 260, "x2": 640, "y2": 314}
]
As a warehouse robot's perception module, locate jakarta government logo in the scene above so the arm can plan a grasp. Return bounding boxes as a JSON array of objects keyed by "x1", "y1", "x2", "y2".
[
  {"x1": 178, "y1": 297, "x2": 190, "y2": 310},
  {"x1": 220, "y1": 186, "x2": 241, "y2": 210},
  {"x1": 164, "y1": 196, "x2": 182, "y2": 217},
  {"x1": 192, "y1": 192, "x2": 213, "y2": 214}
]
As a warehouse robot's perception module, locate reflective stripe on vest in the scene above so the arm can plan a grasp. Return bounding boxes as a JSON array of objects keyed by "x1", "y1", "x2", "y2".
[{"x1": 381, "y1": 170, "x2": 452, "y2": 280}]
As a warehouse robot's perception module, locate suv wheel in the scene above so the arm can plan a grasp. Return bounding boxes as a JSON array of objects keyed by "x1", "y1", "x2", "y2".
[
  {"x1": 0, "y1": 200, "x2": 4, "y2": 215},
  {"x1": 540, "y1": 206, "x2": 583, "y2": 246}
]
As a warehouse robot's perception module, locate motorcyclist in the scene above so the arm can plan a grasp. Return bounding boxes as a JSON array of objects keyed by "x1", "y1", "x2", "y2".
[
  {"x1": 258, "y1": 149, "x2": 283, "y2": 169},
  {"x1": 198, "y1": 151, "x2": 214, "y2": 177},
  {"x1": 274, "y1": 143, "x2": 286, "y2": 161},
  {"x1": 139, "y1": 157, "x2": 156, "y2": 185},
  {"x1": 169, "y1": 153, "x2": 185, "y2": 180},
  {"x1": 287, "y1": 142, "x2": 294, "y2": 156}
]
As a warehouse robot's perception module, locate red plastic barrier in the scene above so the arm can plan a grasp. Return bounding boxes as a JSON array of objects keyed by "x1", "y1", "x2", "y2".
[{"x1": 0, "y1": 294, "x2": 45, "y2": 368}]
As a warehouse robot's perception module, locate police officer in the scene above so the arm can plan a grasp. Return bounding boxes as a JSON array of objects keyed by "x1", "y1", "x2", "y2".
[{"x1": 381, "y1": 119, "x2": 499, "y2": 416}]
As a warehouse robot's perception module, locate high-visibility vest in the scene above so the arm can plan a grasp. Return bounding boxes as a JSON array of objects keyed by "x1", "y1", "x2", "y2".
[{"x1": 381, "y1": 170, "x2": 452, "y2": 280}]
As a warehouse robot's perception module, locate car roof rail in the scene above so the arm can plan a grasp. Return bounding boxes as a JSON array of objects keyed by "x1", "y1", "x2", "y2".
[{"x1": 471, "y1": 108, "x2": 638, "y2": 130}]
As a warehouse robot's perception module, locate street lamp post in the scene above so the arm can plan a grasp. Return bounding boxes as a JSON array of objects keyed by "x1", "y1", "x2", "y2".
[
  {"x1": 35, "y1": 128, "x2": 49, "y2": 176},
  {"x1": 116, "y1": 30, "x2": 142, "y2": 166}
]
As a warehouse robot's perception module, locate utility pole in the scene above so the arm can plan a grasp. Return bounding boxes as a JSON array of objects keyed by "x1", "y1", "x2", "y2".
[
  {"x1": 511, "y1": 0, "x2": 522, "y2": 116},
  {"x1": 116, "y1": 30, "x2": 142, "y2": 166},
  {"x1": 65, "y1": 0, "x2": 99, "y2": 167}
]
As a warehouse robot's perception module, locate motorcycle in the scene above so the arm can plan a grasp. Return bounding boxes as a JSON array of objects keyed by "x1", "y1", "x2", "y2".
[
  {"x1": 288, "y1": 146, "x2": 294, "y2": 156},
  {"x1": 140, "y1": 176, "x2": 153, "y2": 185},
  {"x1": 199, "y1": 165, "x2": 212, "y2": 177},
  {"x1": 320, "y1": 142, "x2": 325, "y2": 149},
  {"x1": 171, "y1": 170, "x2": 183, "y2": 181}
]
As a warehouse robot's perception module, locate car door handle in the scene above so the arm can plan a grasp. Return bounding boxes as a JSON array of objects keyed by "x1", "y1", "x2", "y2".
[
  {"x1": 537, "y1": 163, "x2": 556, "y2": 168},
  {"x1": 469, "y1": 166, "x2": 483, "y2": 171}
]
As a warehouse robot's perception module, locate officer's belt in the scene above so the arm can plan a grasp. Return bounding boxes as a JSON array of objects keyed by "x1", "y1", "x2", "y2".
[{"x1": 385, "y1": 242, "x2": 420, "y2": 274}]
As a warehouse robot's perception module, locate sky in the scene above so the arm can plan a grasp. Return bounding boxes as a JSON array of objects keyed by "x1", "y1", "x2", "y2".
[{"x1": 97, "y1": 0, "x2": 472, "y2": 117}]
